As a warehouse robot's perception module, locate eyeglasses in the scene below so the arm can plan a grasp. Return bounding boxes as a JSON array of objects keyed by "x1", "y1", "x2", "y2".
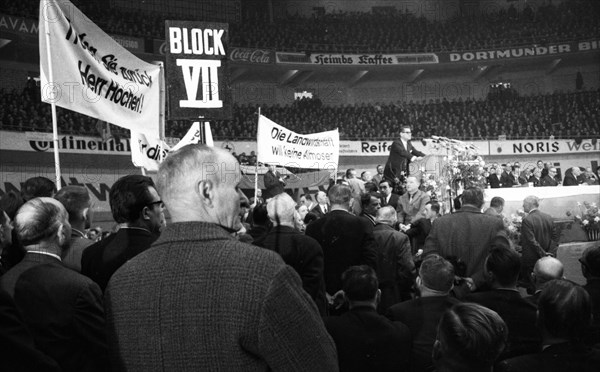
[{"x1": 147, "y1": 200, "x2": 164, "y2": 209}]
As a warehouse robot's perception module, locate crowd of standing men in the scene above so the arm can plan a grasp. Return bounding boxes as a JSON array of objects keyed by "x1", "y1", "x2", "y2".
[{"x1": 0, "y1": 142, "x2": 599, "y2": 371}]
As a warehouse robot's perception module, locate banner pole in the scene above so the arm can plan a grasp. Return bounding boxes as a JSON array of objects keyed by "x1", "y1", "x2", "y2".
[
  {"x1": 254, "y1": 107, "x2": 261, "y2": 203},
  {"x1": 155, "y1": 61, "x2": 166, "y2": 164},
  {"x1": 42, "y1": 0, "x2": 62, "y2": 190}
]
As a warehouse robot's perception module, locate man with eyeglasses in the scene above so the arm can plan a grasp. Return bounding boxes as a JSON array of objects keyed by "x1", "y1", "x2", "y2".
[
  {"x1": 383, "y1": 125, "x2": 425, "y2": 190},
  {"x1": 540, "y1": 167, "x2": 559, "y2": 187},
  {"x1": 81, "y1": 175, "x2": 163, "y2": 292}
]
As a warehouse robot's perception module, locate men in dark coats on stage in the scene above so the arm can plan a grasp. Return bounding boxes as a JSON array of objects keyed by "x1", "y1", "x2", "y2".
[
  {"x1": 372, "y1": 206, "x2": 415, "y2": 309},
  {"x1": 0, "y1": 198, "x2": 108, "y2": 372},
  {"x1": 488, "y1": 166, "x2": 504, "y2": 188},
  {"x1": 496, "y1": 280, "x2": 600, "y2": 372},
  {"x1": 105, "y1": 145, "x2": 338, "y2": 371},
  {"x1": 81, "y1": 175, "x2": 162, "y2": 292},
  {"x1": 466, "y1": 246, "x2": 540, "y2": 359},
  {"x1": 423, "y1": 187, "x2": 506, "y2": 291},
  {"x1": 563, "y1": 166, "x2": 584, "y2": 186},
  {"x1": 384, "y1": 126, "x2": 425, "y2": 186},
  {"x1": 540, "y1": 167, "x2": 559, "y2": 186},
  {"x1": 324, "y1": 265, "x2": 411, "y2": 372},
  {"x1": 528, "y1": 167, "x2": 543, "y2": 186},
  {"x1": 263, "y1": 163, "x2": 286, "y2": 199},
  {"x1": 379, "y1": 180, "x2": 400, "y2": 208},
  {"x1": 520, "y1": 195, "x2": 560, "y2": 292},
  {"x1": 387, "y1": 255, "x2": 459, "y2": 372},
  {"x1": 54, "y1": 186, "x2": 95, "y2": 272},
  {"x1": 254, "y1": 193, "x2": 327, "y2": 315},
  {"x1": 306, "y1": 184, "x2": 378, "y2": 299}
]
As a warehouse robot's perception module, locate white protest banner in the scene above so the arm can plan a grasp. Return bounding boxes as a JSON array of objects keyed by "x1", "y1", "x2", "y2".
[
  {"x1": 170, "y1": 122, "x2": 201, "y2": 152},
  {"x1": 130, "y1": 132, "x2": 169, "y2": 172},
  {"x1": 39, "y1": 0, "x2": 161, "y2": 138},
  {"x1": 256, "y1": 115, "x2": 339, "y2": 169},
  {"x1": 165, "y1": 20, "x2": 232, "y2": 120}
]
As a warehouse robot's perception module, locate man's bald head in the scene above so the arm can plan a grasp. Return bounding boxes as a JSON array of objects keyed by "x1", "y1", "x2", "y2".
[
  {"x1": 157, "y1": 145, "x2": 242, "y2": 225},
  {"x1": 376, "y1": 206, "x2": 397, "y2": 225},
  {"x1": 532, "y1": 257, "x2": 564, "y2": 288},
  {"x1": 14, "y1": 197, "x2": 70, "y2": 249}
]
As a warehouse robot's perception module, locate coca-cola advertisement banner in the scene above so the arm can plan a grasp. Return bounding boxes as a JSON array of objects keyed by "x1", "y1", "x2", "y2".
[{"x1": 229, "y1": 47, "x2": 274, "y2": 64}]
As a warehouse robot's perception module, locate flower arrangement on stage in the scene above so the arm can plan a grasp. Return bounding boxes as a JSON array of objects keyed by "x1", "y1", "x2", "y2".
[
  {"x1": 568, "y1": 201, "x2": 600, "y2": 240},
  {"x1": 443, "y1": 154, "x2": 488, "y2": 190},
  {"x1": 421, "y1": 173, "x2": 442, "y2": 201},
  {"x1": 505, "y1": 209, "x2": 527, "y2": 251}
]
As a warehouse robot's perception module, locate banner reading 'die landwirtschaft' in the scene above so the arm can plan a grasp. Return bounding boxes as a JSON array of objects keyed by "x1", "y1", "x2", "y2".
[
  {"x1": 257, "y1": 115, "x2": 339, "y2": 169},
  {"x1": 165, "y1": 20, "x2": 232, "y2": 120},
  {"x1": 39, "y1": 0, "x2": 161, "y2": 138}
]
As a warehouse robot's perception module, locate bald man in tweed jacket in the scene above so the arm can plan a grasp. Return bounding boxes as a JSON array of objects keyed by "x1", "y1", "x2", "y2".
[{"x1": 105, "y1": 145, "x2": 338, "y2": 372}]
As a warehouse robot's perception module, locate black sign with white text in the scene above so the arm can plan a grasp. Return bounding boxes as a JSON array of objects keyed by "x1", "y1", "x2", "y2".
[{"x1": 165, "y1": 20, "x2": 232, "y2": 120}]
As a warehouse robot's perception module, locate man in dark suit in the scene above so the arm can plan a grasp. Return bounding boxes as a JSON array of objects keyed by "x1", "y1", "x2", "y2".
[
  {"x1": 263, "y1": 164, "x2": 286, "y2": 199},
  {"x1": 387, "y1": 254, "x2": 459, "y2": 372},
  {"x1": 540, "y1": 167, "x2": 559, "y2": 186},
  {"x1": 254, "y1": 193, "x2": 326, "y2": 315},
  {"x1": 563, "y1": 166, "x2": 584, "y2": 186},
  {"x1": 488, "y1": 166, "x2": 504, "y2": 188},
  {"x1": 54, "y1": 186, "x2": 95, "y2": 272},
  {"x1": 105, "y1": 145, "x2": 338, "y2": 371},
  {"x1": 402, "y1": 201, "x2": 439, "y2": 254},
  {"x1": 384, "y1": 126, "x2": 425, "y2": 187},
  {"x1": 496, "y1": 280, "x2": 600, "y2": 372},
  {"x1": 528, "y1": 167, "x2": 542, "y2": 187},
  {"x1": 484, "y1": 196, "x2": 505, "y2": 219},
  {"x1": 310, "y1": 190, "x2": 330, "y2": 219},
  {"x1": 501, "y1": 165, "x2": 518, "y2": 188},
  {"x1": 465, "y1": 246, "x2": 540, "y2": 359},
  {"x1": 359, "y1": 192, "x2": 381, "y2": 227},
  {"x1": 81, "y1": 175, "x2": 162, "y2": 292},
  {"x1": 520, "y1": 195, "x2": 560, "y2": 292},
  {"x1": 306, "y1": 184, "x2": 378, "y2": 300},
  {"x1": 424, "y1": 187, "x2": 506, "y2": 291},
  {"x1": 324, "y1": 265, "x2": 411, "y2": 372},
  {"x1": 379, "y1": 180, "x2": 399, "y2": 208},
  {"x1": 372, "y1": 206, "x2": 415, "y2": 309},
  {"x1": 0, "y1": 197, "x2": 108, "y2": 372}
]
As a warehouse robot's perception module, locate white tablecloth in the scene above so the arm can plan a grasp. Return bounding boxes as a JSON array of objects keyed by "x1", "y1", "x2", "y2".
[{"x1": 484, "y1": 185, "x2": 600, "y2": 218}]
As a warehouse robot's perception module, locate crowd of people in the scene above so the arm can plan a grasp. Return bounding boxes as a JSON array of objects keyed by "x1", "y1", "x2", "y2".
[
  {"x1": 4, "y1": 0, "x2": 598, "y2": 53},
  {"x1": 1, "y1": 144, "x2": 599, "y2": 371},
  {"x1": 1, "y1": 87, "x2": 598, "y2": 141}
]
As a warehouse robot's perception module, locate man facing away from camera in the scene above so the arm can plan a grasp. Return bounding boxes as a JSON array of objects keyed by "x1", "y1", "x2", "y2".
[{"x1": 105, "y1": 145, "x2": 337, "y2": 372}]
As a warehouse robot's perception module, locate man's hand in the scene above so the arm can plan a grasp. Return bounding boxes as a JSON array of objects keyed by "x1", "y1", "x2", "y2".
[{"x1": 464, "y1": 277, "x2": 476, "y2": 292}]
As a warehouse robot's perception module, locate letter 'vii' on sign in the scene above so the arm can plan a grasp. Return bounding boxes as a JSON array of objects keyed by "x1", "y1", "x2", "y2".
[{"x1": 165, "y1": 20, "x2": 232, "y2": 120}]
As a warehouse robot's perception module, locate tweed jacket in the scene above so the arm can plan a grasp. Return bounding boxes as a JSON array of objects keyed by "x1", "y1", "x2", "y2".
[
  {"x1": 105, "y1": 221, "x2": 338, "y2": 372},
  {"x1": 397, "y1": 189, "x2": 430, "y2": 225},
  {"x1": 423, "y1": 205, "x2": 506, "y2": 288}
]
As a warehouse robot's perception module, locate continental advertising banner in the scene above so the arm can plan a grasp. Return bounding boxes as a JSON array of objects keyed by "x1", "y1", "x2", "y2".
[{"x1": 439, "y1": 39, "x2": 600, "y2": 63}]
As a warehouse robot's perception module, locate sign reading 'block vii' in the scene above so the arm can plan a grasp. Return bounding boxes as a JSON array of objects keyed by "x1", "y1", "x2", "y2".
[{"x1": 165, "y1": 20, "x2": 232, "y2": 120}]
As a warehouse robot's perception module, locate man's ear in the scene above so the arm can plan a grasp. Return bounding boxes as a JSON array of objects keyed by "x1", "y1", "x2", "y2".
[
  {"x1": 197, "y1": 179, "x2": 215, "y2": 207},
  {"x1": 57, "y1": 223, "x2": 68, "y2": 246},
  {"x1": 82, "y1": 207, "x2": 89, "y2": 222}
]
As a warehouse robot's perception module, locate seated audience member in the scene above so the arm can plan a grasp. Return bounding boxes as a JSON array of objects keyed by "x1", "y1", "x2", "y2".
[
  {"x1": 324, "y1": 265, "x2": 411, "y2": 372},
  {"x1": 372, "y1": 165, "x2": 385, "y2": 185},
  {"x1": 488, "y1": 167, "x2": 503, "y2": 189},
  {"x1": 484, "y1": 196, "x2": 505, "y2": 218},
  {"x1": 359, "y1": 191, "x2": 382, "y2": 226},
  {"x1": 525, "y1": 256, "x2": 564, "y2": 306},
  {"x1": 397, "y1": 176, "x2": 430, "y2": 225},
  {"x1": 254, "y1": 193, "x2": 326, "y2": 315},
  {"x1": 54, "y1": 186, "x2": 95, "y2": 272},
  {"x1": 387, "y1": 254, "x2": 459, "y2": 372},
  {"x1": 105, "y1": 145, "x2": 337, "y2": 370},
  {"x1": 563, "y1": 166, "x2": 584, "y2": 186},
  {"x1": 528, "y1": 167, "x2": 542, "y2": 187},
  {"x1": 0, "y1": 198, "x2": 108, "y2": 372},
  {"x1": 433, "y1": 302, "x2": 508, "y2": 372},
  {"x1": 466, "y1": 246, "x2": 540, "y2": 359},
  {"x1": 81, "y1": 175, "x2": 163, "y2": 292},
  {"x1": 402, "y1": 201, "x2": 440, "y2": 255},
  {"x1": 247, "y1": 203, "x2": 270, "y2": 240},
  {"x1": 580, "y1": 245, "x2": 600, "y2": 340},
  {"x1": 496, "y1": 280, "x2": 600, "y2": 372},
  {"x1": 0, "y1": 289, "x2": 62, "y2": 372},
  {"x1": 540, "y1": 167, "x2": 559, "y2": 186},
  {"x1": 583, "y1": 167, "x2": 599, "y2": 185},
  {"x1": 373, "y1": 206, "x2": 415, "y2": 309},
  {"x1": 21, "y1": 176, "x2": 56, "y2": 201}
]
